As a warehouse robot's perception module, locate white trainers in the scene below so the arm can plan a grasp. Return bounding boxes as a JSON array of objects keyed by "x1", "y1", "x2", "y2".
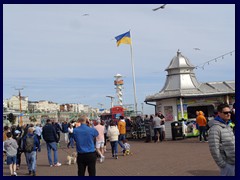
[
  {"x1": 54, "y1": 162, "x2": 62, "y2": 167},
  {"x1": 13, "y1": 172, "x2": 17, "y2": 176},
  {"x1": 99, "y1": 155, "x2": 105, "y2": 163}
]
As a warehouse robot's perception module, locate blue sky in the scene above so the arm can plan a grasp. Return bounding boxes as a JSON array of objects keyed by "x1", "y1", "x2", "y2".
[{"x1": 3, "y1": 4, "x2": 235, "y2": 114}]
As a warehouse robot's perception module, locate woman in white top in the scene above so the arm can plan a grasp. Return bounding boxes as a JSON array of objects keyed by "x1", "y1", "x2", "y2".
[{"x1": 107, "y1": 121, "x2": 119, "y2": 159}]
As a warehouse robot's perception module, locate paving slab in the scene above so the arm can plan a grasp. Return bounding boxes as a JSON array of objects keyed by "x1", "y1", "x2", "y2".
[{"x1": 3, "y1": 136, "x2": 219, "y2": 176}]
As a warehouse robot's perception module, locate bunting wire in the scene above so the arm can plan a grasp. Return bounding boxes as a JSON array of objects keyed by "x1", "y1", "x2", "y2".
[{"x1": 195, "y1": 50, "x2": 235, "y2": 70}]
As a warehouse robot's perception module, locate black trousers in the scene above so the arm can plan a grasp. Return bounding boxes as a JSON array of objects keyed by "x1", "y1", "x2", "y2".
[
  {"x1": 56, "y1": 132, "x2": 60, "y2": 143},
  {"x1": 199, "y1": 126, "x2": 207, "y2": 141},
  {"x1": 77, "y1": 152, "x2": 97, "y2": 176}
]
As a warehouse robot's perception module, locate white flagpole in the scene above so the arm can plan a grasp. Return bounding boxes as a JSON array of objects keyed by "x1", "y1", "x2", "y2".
[{"x1": 130, "y1": 38, "x2": 138, "y2": 114}]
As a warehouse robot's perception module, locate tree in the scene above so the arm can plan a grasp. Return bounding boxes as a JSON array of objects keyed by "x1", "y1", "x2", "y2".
[
  {"x1": 29, "y1": 116, "x2": 37, "y2": 122},
  {"x1": 8, "y1": 113, "x2": 16, "y2": 124}
]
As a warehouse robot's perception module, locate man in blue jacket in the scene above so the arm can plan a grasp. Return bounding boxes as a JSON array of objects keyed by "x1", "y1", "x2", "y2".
[
  {"x1": 42, "y1": 119, "x2": 61, "y2": 167},
  {"x1": 73, "y1": 115, "x2": 99, "y2": 176}
]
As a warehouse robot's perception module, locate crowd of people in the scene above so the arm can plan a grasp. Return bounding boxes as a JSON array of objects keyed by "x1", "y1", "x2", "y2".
[
  {"x1": 3, "y1": 103, "x2": 235, "y2": 176},
  {"x1": 2, "y1": 114, "x2": 131, "y2": 176},
  {"x1": 3, "y1": 123, "x2": 41, "y2": 176}
]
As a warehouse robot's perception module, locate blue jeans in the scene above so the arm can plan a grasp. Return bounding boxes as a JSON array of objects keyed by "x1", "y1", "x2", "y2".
[
  {"x1": 26, "y1": 151, "x2": 37, "y2": 172},
  {"x1": 118, "y1": 134, "x2": 126, "y2": 150},
  {"x1": 46, "y1": 142, "x2": 58, "y2": 165},
  {"x1": 68, "y1": 136, "x2": 74, "y2": 148},
  {"x1": 110, "y1": 141, "x2": 118, "y2": 156},
  {"x1": 154, "y1": 128, "x2": 163, "y2": 142},
  {"x1": 199, "y1": 126, "x2": 207, "y2": 141},
  {"x1": 220, "y1": 163, "x2": 235, "y2": 176}
]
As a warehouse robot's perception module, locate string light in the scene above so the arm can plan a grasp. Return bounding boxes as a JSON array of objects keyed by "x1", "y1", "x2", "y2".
[{"x1": 195, "y1": 50, "x2": 235, "y2": 70}]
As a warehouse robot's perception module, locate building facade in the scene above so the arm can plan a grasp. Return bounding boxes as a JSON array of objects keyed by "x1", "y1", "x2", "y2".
[
  {"x1": 5, "y1": 96, "x2": 29, "y2": 112},
  {"x1": 145, "y1": 50, "x2": 235, "y2": 139}
]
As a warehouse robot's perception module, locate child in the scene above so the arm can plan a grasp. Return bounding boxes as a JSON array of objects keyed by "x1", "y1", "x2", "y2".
[
  {"x1": 123, "y1": 139, "x2": 132, "y2": 156},
  {"x1": 4, "y1": 132, "x2": 18, "y2": 176}
]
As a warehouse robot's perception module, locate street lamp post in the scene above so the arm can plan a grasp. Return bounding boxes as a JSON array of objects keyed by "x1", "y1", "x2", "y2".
[
  {"x1": 15, "y1": 88, "x2": 24, "y2": 126},
  {"x1": 106, "y1": 95, "x2": 115, "y2": 108}
]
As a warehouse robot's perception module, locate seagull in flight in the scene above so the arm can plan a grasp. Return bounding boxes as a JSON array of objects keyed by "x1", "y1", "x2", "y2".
[
  {"x1": 152, "y1": 4, "x2": 167, "y2": 11},
  {"x1": 193, "y1": 48, "x2": 200, "y2": 50}
]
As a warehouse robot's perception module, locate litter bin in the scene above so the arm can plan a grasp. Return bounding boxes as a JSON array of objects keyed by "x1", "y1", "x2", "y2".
[
  {"x1": 171, "y1": 121, "x2": 184, "y2": 140},
  {"x1": 144, "y1": 122, "x2": 152, "y2": 142}
]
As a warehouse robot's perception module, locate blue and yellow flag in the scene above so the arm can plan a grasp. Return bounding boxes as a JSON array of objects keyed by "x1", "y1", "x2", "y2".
[{"x1": 115, "y1": 31, "x2": 131, "y2": 47}]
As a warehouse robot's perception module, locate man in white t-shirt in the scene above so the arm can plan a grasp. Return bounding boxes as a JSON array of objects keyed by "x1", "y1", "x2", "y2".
[{"x1": 153, "y1": 114, "x2": 162, "y2": 142}]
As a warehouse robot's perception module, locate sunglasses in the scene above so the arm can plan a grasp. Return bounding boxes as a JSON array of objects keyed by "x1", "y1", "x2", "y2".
[{"x1": 222, "y1": 111, "x2": 231, "y2": 115}]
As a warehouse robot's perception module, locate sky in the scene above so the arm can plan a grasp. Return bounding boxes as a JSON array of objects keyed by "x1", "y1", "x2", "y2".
[{"x1": 3, "y1": 4, "x2": 235, "y2": 115}]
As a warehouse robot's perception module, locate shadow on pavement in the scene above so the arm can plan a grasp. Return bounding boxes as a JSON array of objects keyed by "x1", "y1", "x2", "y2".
[{"x1": 187, "y1": 170, "x2": 219, "y2": 176}]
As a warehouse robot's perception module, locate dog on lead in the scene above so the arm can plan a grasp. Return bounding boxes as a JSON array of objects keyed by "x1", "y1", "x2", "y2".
[{"x1": 67, "y1": 152, "x2": 77, "y2": 165}]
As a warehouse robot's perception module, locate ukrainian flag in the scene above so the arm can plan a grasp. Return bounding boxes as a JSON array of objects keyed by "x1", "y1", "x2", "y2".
[{"x1": 115, "y1": 31, "x2": 131, "y2": 47}]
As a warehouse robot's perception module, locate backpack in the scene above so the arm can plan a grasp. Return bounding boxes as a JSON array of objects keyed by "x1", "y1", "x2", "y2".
[{"x1": 25, "y1": 135, "x2": 34, "y2": 153}]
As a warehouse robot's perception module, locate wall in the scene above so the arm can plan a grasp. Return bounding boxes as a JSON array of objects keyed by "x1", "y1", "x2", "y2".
[{"x1": 156, "y1": 98, "x2": 178, "y2": 139}]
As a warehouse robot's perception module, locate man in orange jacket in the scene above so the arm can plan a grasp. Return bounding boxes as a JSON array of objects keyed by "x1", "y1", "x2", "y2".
[
  {"x1": 117, "y1": 116, "x2": 126, "y2": 154},
  {"x1": 196, "y1": 111, "x2": 208, "y2": 142}
]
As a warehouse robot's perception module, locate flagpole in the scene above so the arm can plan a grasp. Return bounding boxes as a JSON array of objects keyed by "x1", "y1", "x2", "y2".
[
  {"x1": 115, "y1": 30, "x2": 138, "y2": 114},
  {"x1": 130, "y1": 42, "x2": 138, "y2": 114}
]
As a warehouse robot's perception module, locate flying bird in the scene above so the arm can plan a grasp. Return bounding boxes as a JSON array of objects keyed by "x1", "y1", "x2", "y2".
[
  {"x1": 82, "y1": 14, "x2": 89, "y2": 16},
  {"x1": 152, "y1": 4, "x2": 167, "y2": 11},
  {"x1": 193, "y1": 48, "x2": 200, "y2": 50}
]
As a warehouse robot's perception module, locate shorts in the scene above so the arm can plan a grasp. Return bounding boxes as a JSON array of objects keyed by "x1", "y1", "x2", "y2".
[
  {"x1": 96, "y1": 141, "x2": 104, "y2": 149},
  {"x1": 7, "y1": 155, "x2": 17, "y2": 165}
]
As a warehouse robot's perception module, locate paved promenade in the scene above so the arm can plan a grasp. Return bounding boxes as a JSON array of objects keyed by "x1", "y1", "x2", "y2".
[{"x1": 3, "y1": 137, "x2": 219, "y2": 176}]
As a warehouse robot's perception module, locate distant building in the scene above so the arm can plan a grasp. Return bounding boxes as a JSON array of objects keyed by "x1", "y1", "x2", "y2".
[
  {"x1": 36, "y1": 100, "x2": 59, "y2": 112},
  {"x1": 60, "y1": 103, "x2": 85, "y2": 112},
  {"x1": 5, "y1": 95, "x2": 29, "y2": 112},
  {"x1": 28, "y1": 101, "x2": 38, "y2": 113}
]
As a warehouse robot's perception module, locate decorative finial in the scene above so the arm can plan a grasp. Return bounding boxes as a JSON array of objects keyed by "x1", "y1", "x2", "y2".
[{"x1": 177, "y1": 49, "x2": 181, "y2": 56}]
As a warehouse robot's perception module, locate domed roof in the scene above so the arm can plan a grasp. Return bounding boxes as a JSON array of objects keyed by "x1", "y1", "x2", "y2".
[
  {"x1": 145, "y1": 50, "x2": 235, "y2": 102},
  {"x1": 161, "y1": 50, "x2": 200, "y2": 91},
  {"x1": 166, "y1": 50, "x2": 195, "y2": 71}
]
